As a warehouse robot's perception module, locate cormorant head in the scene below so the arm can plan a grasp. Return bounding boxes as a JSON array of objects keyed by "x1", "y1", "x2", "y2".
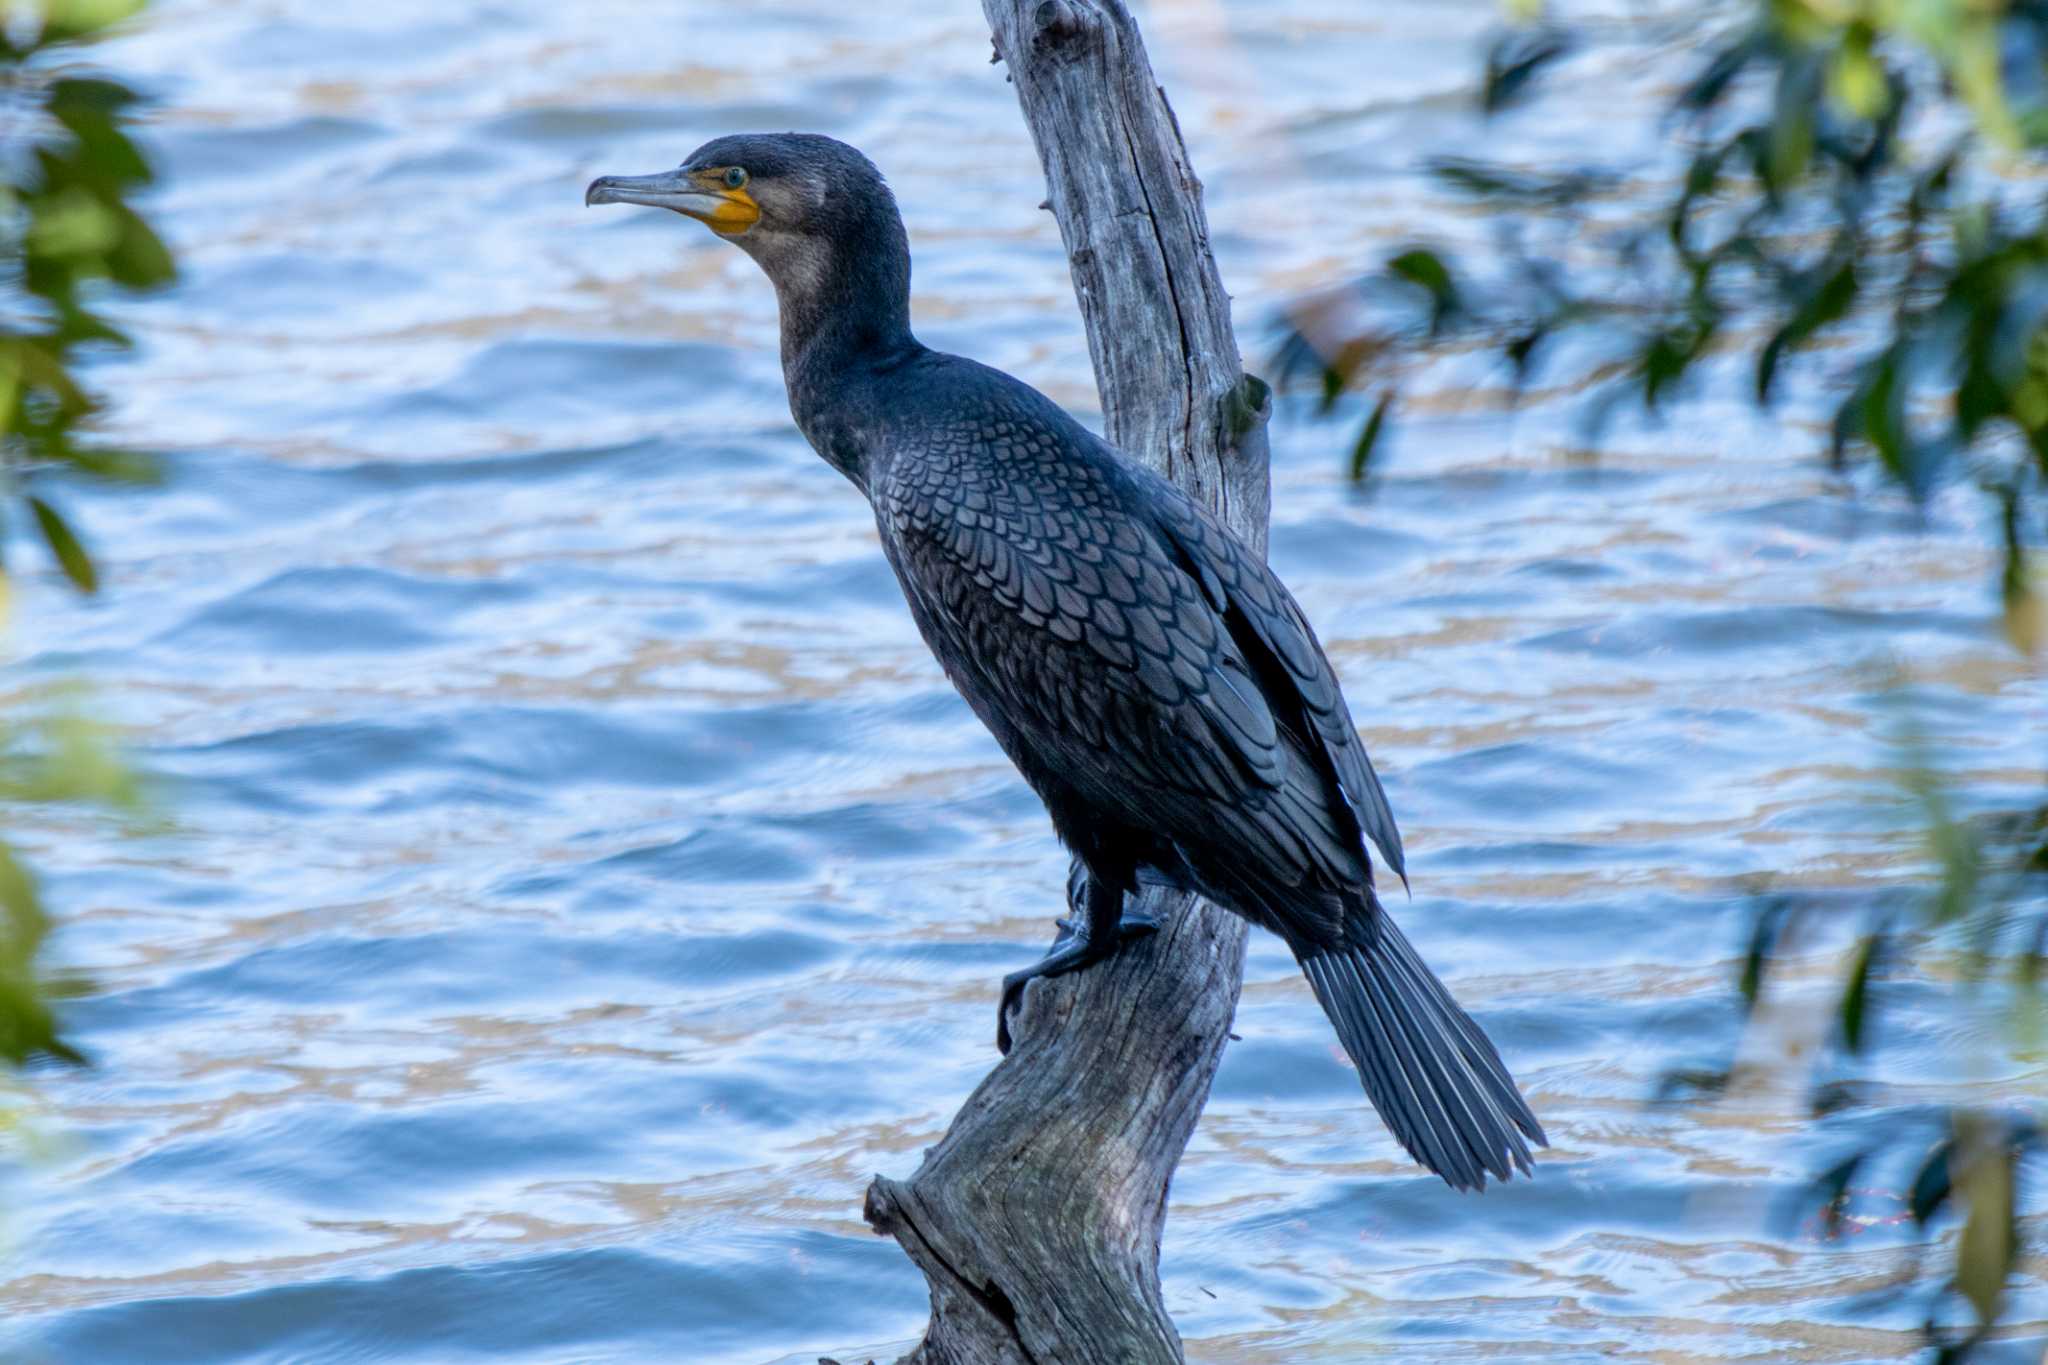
[{"x1": 585, "y1": 133, "x2": 908, "y2": 311}]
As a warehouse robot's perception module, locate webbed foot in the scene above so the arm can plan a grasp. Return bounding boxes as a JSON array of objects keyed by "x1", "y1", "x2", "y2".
[{"x1": 996, "y1": 859, "x2": 1158, "y2": 1053}]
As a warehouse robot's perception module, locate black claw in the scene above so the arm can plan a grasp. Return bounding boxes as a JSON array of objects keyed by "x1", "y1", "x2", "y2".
[
  {"x1": 994, "y1": 936, "x2": 1094, "y2": 1052},
  {"x1": 1119, "y1": 902, "x2": 1164, "y2": 937},
  {"x1": 997, "y1": 984, "x2": 1018, "y2": 1054},
  {"x1": 999, "y1": 861, "x2": 1148, "y2": 1053}
]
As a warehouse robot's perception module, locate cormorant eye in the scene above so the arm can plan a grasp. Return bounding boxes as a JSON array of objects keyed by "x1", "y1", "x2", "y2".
[{"x1": 723, "y1": 167, "x2": 749, "y2": 190}]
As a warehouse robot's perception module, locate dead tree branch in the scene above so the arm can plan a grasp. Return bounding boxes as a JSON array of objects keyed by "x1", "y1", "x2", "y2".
[{"x1": 862, "y1": 2, "x2": 1274, "y2": 1361}]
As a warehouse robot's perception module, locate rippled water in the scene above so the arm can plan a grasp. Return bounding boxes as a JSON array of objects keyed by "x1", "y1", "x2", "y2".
[{"x1": 3, "y1": 1, "x2": 2045, "y2": 1361}]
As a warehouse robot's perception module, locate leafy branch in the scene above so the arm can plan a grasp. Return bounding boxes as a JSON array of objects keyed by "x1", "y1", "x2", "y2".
[
  {"x1": 1, "y1": 0, "x2": 168, "y2": 1072},
  {"x1": 1278, "y1": 4, "x2": 2048, "y2": 1357},
  {"x1": 1277, "y1": 0, "x2": 2048, "y2": 651}
]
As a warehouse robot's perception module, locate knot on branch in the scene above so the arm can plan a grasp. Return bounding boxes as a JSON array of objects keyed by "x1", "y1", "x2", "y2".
[
  {"x1": 1223, "y1": 372, "x2": 1273, "y2": 442},
  {"x1": 1030, "y1": 0, "x2": 1094, "y2": 53}
]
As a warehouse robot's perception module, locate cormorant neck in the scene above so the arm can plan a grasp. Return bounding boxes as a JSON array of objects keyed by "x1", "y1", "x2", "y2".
[
  {"x1": 777, "y1": 272, "x2": 915, "y2": 380},
  {"x1": 742, "y1": 204, "x2": 918, "y2": 384},
  {"x1": 736, "y1": 200, "x2": 919, "y2": 490}
]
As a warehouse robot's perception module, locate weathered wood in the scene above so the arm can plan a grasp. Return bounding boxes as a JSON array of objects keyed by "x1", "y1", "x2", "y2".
[{"x1": 860, "y1": 3, "x2": 1273, "y2": 1361}]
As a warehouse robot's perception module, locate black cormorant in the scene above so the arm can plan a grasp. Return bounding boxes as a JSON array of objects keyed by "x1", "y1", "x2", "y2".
[{"x1": 587, "y1": 133, "x2": 1544, "y2": 1190}]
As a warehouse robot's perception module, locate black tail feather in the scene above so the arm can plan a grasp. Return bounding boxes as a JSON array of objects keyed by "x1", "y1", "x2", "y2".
[{"x1": 1297, "y1": 913, "x2": 1544, "y2": 1191}]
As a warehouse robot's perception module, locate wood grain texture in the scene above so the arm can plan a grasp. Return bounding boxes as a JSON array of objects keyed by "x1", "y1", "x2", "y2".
[{"x1": 860, "y1": 2, "x2": 1273, "y2": 1360}]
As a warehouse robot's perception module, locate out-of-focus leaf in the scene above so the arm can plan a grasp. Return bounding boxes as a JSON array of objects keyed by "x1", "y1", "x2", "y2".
[
  {"x1": 104, "y1": 204, "x2": 174, "y2": 288},
  {"x1": 44, "y1": 76, "x2": 139, "y2": 116},
  {"x1": 1812, "y1": 1150, "x2": 1864, "y2": 1239},
  {"x1": 1317, "y1": 366, "x2": 1344, "y2": 415},
  {"x1": 1858, "y1": 347, "x2": 1917, "y2": 496},
  {"x1": 1913, "y1": 1138, "x2": 1955, "y2": 1226},
  {"x1": 1388, "y1": 249, "x2": 1454, "y2": 298},
  {"x1": 1428, "y1": 158, "x2": 1607, "y2": 205},
  {"x1": 1949, "y1": 16, "x2": 2022, "y2": 149},
  {"x1": 1388, "y1": 248, "x2": 1461, "y2": 331},
  {"x1": 1640, "y1": 328, "x2": 1696, "y2": 408},
  {"x1": 1348, "y1": 391, "x2": 1392, "y2": 483},
  {"x1": 57, "y1": 445, "x2": 159, "y2": 484},
  {"x1": 29, "y1": 497, "x2": 98, "y2": 594},
  {"x1": 47, "y1": 89, "x2": 151, "y2": 187},
  {"x1": 1829, "y1": 24, "x2": 1886, "y2": 119},
  {"x1": 26, "y1": 189, "x2": 121, "y2": 262},
  {"x1": 1956, "y1": 1138, "x2": 2017, "y2": 1325},
  {"x1": 1757, "y1": 256, "x2": 1857, "y2": 402},
  {"x1": 34, "y1": 0, "x2": 145, "y2": 43},
  {"x1": 1505, "y1": 323, "x2": 1548, "y2": 379},
  {"x1": 1766, "y1": 53, "x2": 1821, "y2": 190},
  {"x1": 1839, "y1": 929, "x2": 1884, "y2": 1054},
  {"x1": 2018, "y1": 914, "x2": 2048, "y2": 1022},
  {"x1": 1654, "y1": 1066, "x2": 1730, "y2": 1101},
  {"x1": 1483, "y1": 28, "x2": 1573, "y2": 114},
  {"x1": 1678, "y1": 34, "x2": 1756, "y2": 112},
  {"x1": 1810, "y1": 1078, "x2": 1873, "y2": 1117},
  {"x1": 0, "y1": 845, "x2": 83, "y2": 1067},
  {"x1": 1998, "y1": 488, "x2": 2041, "y2": 656},
  {"x1": 1285, "y1": 1, "x2": 2048, "y2": 1345},
  {"x1": 1740, "y1": 898, "x2": 1792, "y2": 1014}
]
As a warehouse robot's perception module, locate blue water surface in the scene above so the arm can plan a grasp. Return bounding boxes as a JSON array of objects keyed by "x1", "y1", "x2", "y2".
[{"x1": 2, "y1": 1, "x2": 2045, "y2": 1361}]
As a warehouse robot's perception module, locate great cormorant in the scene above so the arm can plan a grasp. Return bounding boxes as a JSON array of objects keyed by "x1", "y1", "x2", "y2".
[{"x1": 587, "y1": 133, "x2": 1544, "y2": 1190}]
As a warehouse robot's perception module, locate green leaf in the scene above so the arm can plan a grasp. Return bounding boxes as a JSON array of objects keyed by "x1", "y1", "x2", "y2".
[
  {"x1": 49, "y1": 101, "x2": 152, "y2": 187},
  {"x1": 1640, "y1": 329, "x2": 1690, "y2": 408},
  {"x1": 104, "y1": 203, "x2": 175, "y2": 288},
  {"x1": 46, "y1": 77, "x2": 140, "y2": 115},
  {"x1": 26, "y1": 187, "x2": 122, "y2": 261},
  {"x1": 1757, "y1": 257, "x2": 1858, "y2": 402},
  {"x1": 1956, "y1": 1141, "x2": 2017, "y2": 1325},
  {"x1": 1809, "y1": 1079, "x2": 1867, "y2": 1118},
  {"x1": 1740, "y1": 899, "x2": 1791, "y2": 1014},
  {"x1": 1766, "y1": 53, "x2": 1821, "y2": 190},
  {"x1": 1654, "y1": 1066, "x2": 1730, "y2": 1100},
  {"x1": 1912, "y1": 1139, "x2": 1955, "y2": 1225},
  {"x1": 1505, "y1": 324, "x2": 1548, "y2": 379},
  {"x1": 1857, "y1": 347, "x2": 1917, "y2": 496},
  {"x1": 1829, "y1": 23, "x2": 1888, "y2": 120},
  {"x1": 1483, "y1": 29, "x2": 1572, "y2": 115},
  {"x1": 1389, "y1": 248, "x2": 1455, "y2": 302},
  {"x1": 50, "y1": 444, "x2": 158, "y2": 485},
  {"x1": 1839, "y1": 930, "x2": 1884, "y2": 1054},
  {"x1": 29, "y1": 496, "x2": 99, "y2": 594},
  {"x1": 1678, "y1": 36, "x2": 1755, "y2": 112},
  {"x1": 1812, "y1": 1151, "x2": 1864, "y2": 1239},
  {"x1": 1348, "y1": 391, "x2": 1393, "y2": 483},
  {"x1": 1999, "y1": 485, "x2": 2042, "y2": 656},
  {"x1": 1317, "y1": 365, "x2": 1344, "y2": 415},
  {"x1": 0, "y1": 844, "x2": 82, "y2": 1068},
  {"x1": 1388, "y1": 248, "x2": 1461, "y2": 332},
  {"x1": 34, "y1": 0, "x2": 146, "y2": 43}
]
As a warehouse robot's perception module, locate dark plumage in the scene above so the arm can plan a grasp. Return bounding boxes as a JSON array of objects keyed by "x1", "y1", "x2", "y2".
[{"x1": 587, "y1": 133, "x2": 1545, "y2": 1190}]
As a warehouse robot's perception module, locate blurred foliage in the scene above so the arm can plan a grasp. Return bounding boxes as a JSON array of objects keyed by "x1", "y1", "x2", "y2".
[
  {"x1": 1701, "y1": 723, "x2": 2047, "y2": 1359},
  {"x1": 1276, "y1": 0, "x2": 2048, "y2": 654},
  {"x1": 1277, "y1": 2, "x2": 2048, "y2": 1356},
  {"x1": 0, "y1": 694, "x2": 138, "y2": 1068},
  {"x1": 1, "y1": 0, "x2": 166, "y2": 1074}
]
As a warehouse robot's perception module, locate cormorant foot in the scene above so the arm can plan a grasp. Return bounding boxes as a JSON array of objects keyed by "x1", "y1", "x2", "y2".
[
  {"x1": 994, "y1": 913, "x2": 1158, "y2": 1054},
  {"x1": 1118, "y1": 898, "x2": 1165, "y2": 936}
]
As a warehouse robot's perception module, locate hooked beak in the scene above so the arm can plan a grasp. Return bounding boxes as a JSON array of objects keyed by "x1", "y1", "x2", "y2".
[{"x1": 584, "y1": 169, "x2": 760, "y2": 235}]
